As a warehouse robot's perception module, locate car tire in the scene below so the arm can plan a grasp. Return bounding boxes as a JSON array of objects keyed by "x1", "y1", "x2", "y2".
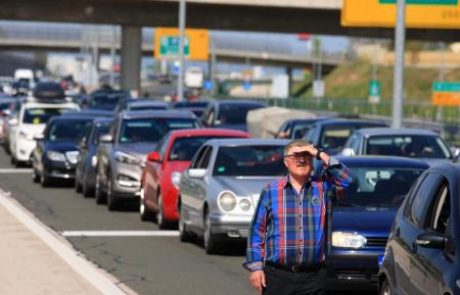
[
  {"x1": 139, "y1": 187, "x2": 154, "y2": 221},
  {"x1": 156, "y1": 192, "x2": 169, "y2": 229},
  {"x1": 107, "y1": 174, "x2": 118, "y2": 211},
  {"x1": 178, "y1": 201, "x2": 193, "y2": 243},
  {"x1": 32, "y1": 168, "x2": 40, "y2": 183},
  {"x1": 95, "y1": 172, "x2": 106, "y2": 204},
  {"x1": 74, "y1": 178, "x2": 82, "y2": 193},
  {"x1": 41, "y1": 174, "x2": 52, "y2": 187},
  {"x1": 204, "y1": 208, "x2": 219, "y2": 255},
  {"x1": 82, "y1": 175, "x2": 94, "y2": 198},
  {"x1": 380, "y1": 279, "x2": 392, "y2": 295}
]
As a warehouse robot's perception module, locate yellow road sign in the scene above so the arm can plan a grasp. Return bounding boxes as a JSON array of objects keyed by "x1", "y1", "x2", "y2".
[
  {"x1": 154, "y1": 28, "x2": 209, "y2": 61},
  {"x1": 342, "y1": 0, "x2": 460, "y2": 29},
  {"x1": 432, "y1": 92, "x2": 460, "y2": 106}
]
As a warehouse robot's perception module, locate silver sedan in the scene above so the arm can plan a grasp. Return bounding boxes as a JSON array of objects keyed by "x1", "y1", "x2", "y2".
[{"x1": 178, "y1": 138, "x2": 288, "y2": 254}]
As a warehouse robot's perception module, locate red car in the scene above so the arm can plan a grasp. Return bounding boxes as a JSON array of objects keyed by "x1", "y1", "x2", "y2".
[{"x1": 140, "y1": 128, "x2": 250, "y2": 228}]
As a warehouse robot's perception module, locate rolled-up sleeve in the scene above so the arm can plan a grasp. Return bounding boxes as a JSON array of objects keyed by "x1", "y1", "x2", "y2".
[
  {"x1": 243, "y1": 187, "x2": 269, "y2": 272},
  {"x1": 324, "y1": 157, "x2": 353, "y2": 194}
]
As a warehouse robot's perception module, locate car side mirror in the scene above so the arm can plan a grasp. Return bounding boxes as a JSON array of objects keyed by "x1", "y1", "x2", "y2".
[
  {"x1": 341, "y1": 147, "x2": 355, "y2": 156},
  {"x1": 188, "y1": 168, "x2": 206, "y2": 179},
  {"x1": 416, "y1": 232, "x2": 445, "y2": 249},
  {"x1": 99, "y1": 134, "x2": 113, "y2": 143},
  {"x1": 451, "y1": 147, "x2": 460, "y2": 161},
  {"x1": 147, "y1": 151, "x2": 161, "y2": 162},
  {"x1": 33, "y1": 133, "x2": 44, "y2": 141},
  {"x1": 0, "y1": 109, "x2": 10, "y2": 117}
]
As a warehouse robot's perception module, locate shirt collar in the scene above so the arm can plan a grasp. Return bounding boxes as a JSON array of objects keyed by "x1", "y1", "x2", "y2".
[{"x1": 284, "y1": 174, "x2": 312, "y2": 189}]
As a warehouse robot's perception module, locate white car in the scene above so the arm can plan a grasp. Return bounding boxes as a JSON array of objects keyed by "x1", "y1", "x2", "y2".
[{"x1": 9, "y1": 99, "x2": 79, "y2": 166}]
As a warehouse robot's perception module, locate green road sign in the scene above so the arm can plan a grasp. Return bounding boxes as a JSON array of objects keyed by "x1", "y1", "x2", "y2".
[
  {"x1": 160, "y1": 36, "x2": 190, "y2": 57},
  {"x1": 432, "y1": 82, "x2": 460, "y2": 92},
  {"x1": 368, "y1": 80, "x2": 381, "y2": 104},
  {"x1": 380, "y1": 0, "x2": 457, "y2": 4}
]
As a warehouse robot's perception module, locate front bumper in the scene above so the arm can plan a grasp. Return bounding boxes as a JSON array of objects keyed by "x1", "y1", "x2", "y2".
[
  {"x1": 326, "y1": 249, "x2": 383, "y2": 290},
  {"x1": 110, "y1": 163, "x2": 142, "y2": 199},
  {"x1": 43, "y1": 158, "x2": 76, "y2": 179},
  {"x1": 209, "y1": 212, "x2": 252, "y2": 238}
]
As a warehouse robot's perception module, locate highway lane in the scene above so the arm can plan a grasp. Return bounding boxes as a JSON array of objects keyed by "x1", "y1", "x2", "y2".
[
  {"x1": 0, "y1": 149, "x2": 253, "y2": 295},
  {"x1": 0, "y1": 148, "x2": 375, "y2": 295}
]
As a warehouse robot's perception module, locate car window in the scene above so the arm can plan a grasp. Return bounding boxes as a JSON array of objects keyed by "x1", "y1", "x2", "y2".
[
  {"x1": 304, "y1": 126, "x2": 318, "y2": 144},
  {"x1": 409, "y1": 173, "x2": 444, "y2": 227},
  {"x1": 426, "y1": 181, "x2": 450, "y2": 233},
  {"x1": 190, "y1": 146, "x2": 208, "y2": 169},
  {"x1": 23, "y1": 107, "x2": 71, "y2": 124},
  {"x1": 169, "y1": 136, "x2": 239, "y2": 161},
  {"x1": 217, "y1": 103, "x2": 263, "y2": 125},
  {"x1": 337, "y1": 166, "x2": 426, "y2": 207},
  {"x1": 320, "y1": 127, "x2": 352, "y2": 151},
  {"x1": 197, "y1": 147, "x2": 213, "y2": 169},
  {"x1": 213, "y1": 145, "x2": 285, "y2": 176},
  {"x1": 47, "y1": 119, "x2": 93, "y2": 142}
]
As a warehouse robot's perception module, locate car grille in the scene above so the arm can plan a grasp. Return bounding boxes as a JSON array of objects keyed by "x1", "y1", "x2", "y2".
[{"x1": 366, "y1": 237, "x2": 388, "y2": 247}]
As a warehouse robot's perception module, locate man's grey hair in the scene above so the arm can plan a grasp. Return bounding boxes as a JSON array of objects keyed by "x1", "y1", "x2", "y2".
[{"x1": 284, "y1": 139, "x2": 312, "y2": 156}]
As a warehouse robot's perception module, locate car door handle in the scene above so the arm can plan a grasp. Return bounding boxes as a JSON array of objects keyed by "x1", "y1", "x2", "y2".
[{"x1": 411, "y1": 242, "x2": 417, "y2": 253}]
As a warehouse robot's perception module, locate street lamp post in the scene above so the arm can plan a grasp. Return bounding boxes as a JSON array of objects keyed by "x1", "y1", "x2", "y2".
[
  {"x1": 177, "y1": 0, "x2": 186, "y2": 102},
  {"x1": 392, "y1": 0, "x2": 406, "y2": 128}
]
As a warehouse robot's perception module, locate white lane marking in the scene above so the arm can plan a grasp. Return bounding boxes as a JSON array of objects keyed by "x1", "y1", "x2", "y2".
[
  {"x1": 61, "y1": 230, "x2": 179, "y2": 237},
  {"x1": 0, "y1": 169, "x2": 32, "y2": 173},
  {"x1": 0, "y1": 189, "x2": 137, "y2": 295}
]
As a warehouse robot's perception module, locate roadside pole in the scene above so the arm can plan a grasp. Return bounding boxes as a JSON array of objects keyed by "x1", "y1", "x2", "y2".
[
  {"x1": 177, "y1": 0, "x2": 186, "y2": 102},
  {"x1": 392, "y1": 0, "x2": 406, "y2": 128}
]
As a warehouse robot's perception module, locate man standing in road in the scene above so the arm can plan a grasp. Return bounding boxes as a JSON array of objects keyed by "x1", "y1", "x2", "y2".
[{"x1": 244, "y1": 139, "x2": 352, "y2": 295}]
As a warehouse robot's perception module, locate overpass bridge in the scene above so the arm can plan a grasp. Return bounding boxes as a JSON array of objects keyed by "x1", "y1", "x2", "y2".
[{"x1": 1, "y1": 0, "x2": 457, "y2": 93}]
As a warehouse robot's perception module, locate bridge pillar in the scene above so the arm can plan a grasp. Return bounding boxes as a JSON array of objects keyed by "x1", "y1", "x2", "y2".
[
  {"x1": 121, "y1": 25, "x2": 141, "y2": 95},
  {"x1": 286, "y1": 67, "x2": 293, "y2": 97}
]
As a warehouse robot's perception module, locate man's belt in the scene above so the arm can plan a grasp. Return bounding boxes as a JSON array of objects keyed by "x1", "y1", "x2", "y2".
[{"x1": 265, "y1": 261, "x2": 325, "y2": 273}]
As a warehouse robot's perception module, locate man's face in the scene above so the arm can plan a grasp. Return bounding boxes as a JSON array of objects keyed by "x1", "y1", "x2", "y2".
[{"x1": 283, "y1": 145, "x2": 313, "y2": 179}]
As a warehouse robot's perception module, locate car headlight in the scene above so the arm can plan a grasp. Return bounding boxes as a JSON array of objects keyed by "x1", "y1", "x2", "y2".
[
  {"x1": 47, "y1": 151, "x2": 66, "y2": 162},
  {"x1": 91, "y1": 155, "x2": 97, "y2": 168},
  {"x1": 332, "y1": 231, "x2": 367, "y2": 249},
  {"x1": 171, "y1": 171, "x2": 182, "y2": 189},
  {"x1": 218, "y1": 191, "x2": 237, "y2": 212},
  {"x1": 115, "y1": 151, "x2": 141, "y2": 166},
  {"x1": 239, "y1": 199, "x2": 252, "y2": 211}
]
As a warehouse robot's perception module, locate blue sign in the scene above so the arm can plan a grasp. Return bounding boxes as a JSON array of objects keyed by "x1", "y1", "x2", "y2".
[
  {"x1": 243, "y1": 81, "x2": 252, "y2": 91},
  {"x1": 204, "y1": 80, "x2": 214, "y2": 91}
]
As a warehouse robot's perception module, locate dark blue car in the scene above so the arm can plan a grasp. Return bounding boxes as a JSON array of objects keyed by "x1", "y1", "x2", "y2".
[
  {"x1": 379, "y1": 162, "x2": 460, "y2": 295},
  {"x1": 74, "y1": 117, "x2": 113, "y2": 197},
  {"x1": 31, "y1": 116, "x2": 95, "y2": 187},
  {"x1": 327, "y1": 156, "x2": 429, "y2": 290}
]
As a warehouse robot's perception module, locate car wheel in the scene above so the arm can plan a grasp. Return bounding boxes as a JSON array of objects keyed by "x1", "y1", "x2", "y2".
[
  {"x1": 10, "y1": 155, "x2": 16, "y2": 165},
  {"x1": 74, "y1": 177, "x2": 82, "y2": 193},
  {"x1": 380, "y1": 279, "x2": 392, "y2": 295},
  {"x1": 32, "y1": 168, "x2": 40, "y2": 183},
  {"x1": 82, "y1": 175, "x2": 94, "y2": 198},
  {"x1": 139, "y1": 187, "x2": 153, "y2": 221},
  {"x1": 204, "y1": 208, "x2": 219, "y2": 255},
  {"x1": 107, "y1": 174, "x2": 118, "y2": 211},
  {"x1": 95, "y1": 173, "x2": 106, "y2": 204},
  {"x1": 156, "y1": 192, "x2": 169, "y2": 229},
  {"x1": 178, "y1": 201, "x2": 193, "y2": 243},
  {"x1": 41, "y1": 174, "x2": 52, "y2": 187}
]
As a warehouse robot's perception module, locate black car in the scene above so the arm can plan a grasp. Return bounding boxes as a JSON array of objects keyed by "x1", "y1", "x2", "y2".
[
  {"x1": 31, "y1": 116, "x2": 95, "y2": 187},
  {"x1": 303, "y1": 118, "x2": 388, "y2": 155},
  {"x1": 200, "y1": 100, "x2": 266, "y2": 131},
  {"x1": 115, "y1": 99, "x2": 168, "y2": 113},
  {"x1": 75, "y1": 117, "x2": 113, "y2": 197},
  {"x1": 379, "y1": 162, "x2": 460, "y2": 295},
  {"x1": 83, "y1": 90, "x2": 130, "y2": 111}
]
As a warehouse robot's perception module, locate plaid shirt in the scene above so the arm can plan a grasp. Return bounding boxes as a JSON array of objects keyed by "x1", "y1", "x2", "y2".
[{"x1": 244, "y1": 157, "x2": 352, "y2": 272}]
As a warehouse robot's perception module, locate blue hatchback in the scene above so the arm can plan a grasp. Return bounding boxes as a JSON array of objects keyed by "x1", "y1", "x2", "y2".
[{"x1": 326, "y1": 156, "x2": 429, "y2": 290}]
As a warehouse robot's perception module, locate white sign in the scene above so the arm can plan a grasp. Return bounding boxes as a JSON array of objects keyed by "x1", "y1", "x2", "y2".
[
  {"x1": 271, "y1": 74, "x2": 289, "y2": 99},
  {"x1": 313, "y1": 80, "x2": 325, "y2": 98}
]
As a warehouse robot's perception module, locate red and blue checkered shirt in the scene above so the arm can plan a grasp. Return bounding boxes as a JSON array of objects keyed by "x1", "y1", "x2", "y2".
[{"x1": 244, "y1": 157, "x2": 352, "y2": 272}]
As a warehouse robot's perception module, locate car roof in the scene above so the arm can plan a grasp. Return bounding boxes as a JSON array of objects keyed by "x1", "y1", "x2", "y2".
[
  {"x1": 206, "y1": 138, "x2": 289, "y2": 146},
  {"x1": 127, "y1": 100, "x2": 168, "y2": 107},
  {"x1": 336, "y1": 155, "x2": 430, "y2": 169},
  {"x1": 48, "y1": 115, "x2": 95, "y2": 123},
  {"x1": 168, "y1": 128, "x2": 250, "y2": 139},
  {"x1": 213, "y1": 100, "x2": 266, "y2": 106},
  {"x1": 61, "y1": 109, "x2": 113, "y2": 118},
  {"x1": 120, "y1": 110, "x2": 196, "y2": 119},
  {"x1": 93, "y1": 117, "x2": 113, "y2": 124},
  {"x1": 355, "y1": 127, "x2": 439, "y2": 137},
  {"x1": 314, "y1": 118, "x2": 387, "y2": 127},
  {"x1": 171, "y1": 100, "x2": 211, "y2": 108}
]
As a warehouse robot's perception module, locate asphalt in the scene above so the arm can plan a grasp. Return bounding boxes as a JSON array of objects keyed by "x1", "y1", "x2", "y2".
[{"x1": 0, "y1": 146, "x2": 375, "y2": 295}]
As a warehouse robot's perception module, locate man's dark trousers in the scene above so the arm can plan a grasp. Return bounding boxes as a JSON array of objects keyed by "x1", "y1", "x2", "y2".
[{"x1": 262, "y1": 265, "x2": 326, "y2": 295}]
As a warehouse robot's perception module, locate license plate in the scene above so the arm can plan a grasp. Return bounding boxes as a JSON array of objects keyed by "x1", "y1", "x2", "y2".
[{"x1": 378, "y1": 255, "x2": 384, "y2": 268}]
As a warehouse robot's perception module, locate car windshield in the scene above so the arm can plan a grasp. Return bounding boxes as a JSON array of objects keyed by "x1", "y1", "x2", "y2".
[
  {"x1": 213, "y1": 145, "x2": 285, "y2": 176},
  {"x1": 129, "y1": 105, "x2": 167, "y2": 111},
  {"x1": 365, "y1": 135, "x2": 452, "y2": 159},
  {"x1": 47, "y1": 119, "x2": 93, "y2": 142},
  {"x1": 336, "y1": 166, "x2": 426, "y2": 207},
  {"x1": 291, "y1": 121, "x2": 315, "y2": 139},
  {"x1": 173, "y1": 102, "x2": 209, "y2": 108},
  {"x1": 218, "y1": 103, "x2": 264, "y2": 125},
  {"x1": 119, "y1": 118, "x2": 198, "y2": 144},
  {"x1": 90, "y1": 93, "x2": 124, "y2": 110},
  {"x1": 169, "y1": 136, "x2": 240, "y2": 161},
  {"x1": 23, "y1": 108, "x2": 73, "y2": 124}
]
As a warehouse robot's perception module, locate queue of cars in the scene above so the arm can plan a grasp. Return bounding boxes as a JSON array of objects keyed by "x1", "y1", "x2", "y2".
[{"x1": 1, "y1": 82, "x2": 459, "y2": 294}]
